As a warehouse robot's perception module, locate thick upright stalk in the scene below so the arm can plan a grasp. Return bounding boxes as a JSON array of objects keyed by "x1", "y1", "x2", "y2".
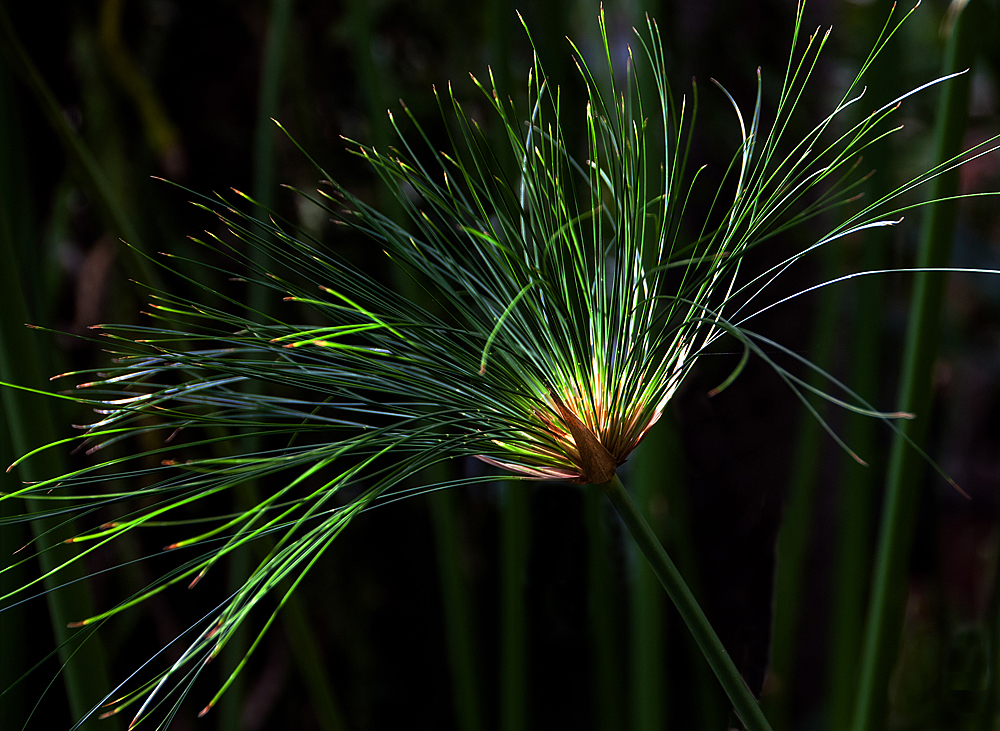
[
  {"x1": 217, "y1": 0, "x2": 289, "y2": 718},
  {"x1": 0, "y1": 2, "x2": 155, "y2": 287},
  {"x1": 583, "y1": 484, "x2": 624, "y2": 731},
  {"x1": 344, "y1": 0, "x2": 403, "y2": 224},
  {"x1": 827, "y1": 4, "x2": 897, "y2": 726},
  {"x1": 0, "y1": 182, "x2": 115, "y2": 731},
  {"x1": 850, "y1": 5, "x2": 978, "y2": 730},
  {"x1": 345, "y1": 1, "x2": 487, "y2": 718},
  {"x1": 763, "y1": 240, "x2": 840, "y2": 731},
  {"x1": 429, "y1": 485, "x2": 485, "y2": 731},
  {"x1": 251, "y1": 0, "x2": 294, "y2": 310},
  {"x1": 222, "y1": 5, "x2": 348, "y2": 729},
  {"x1": 599, "y1": 473, "x2": 773, "y2": 731},
  {"x1": 222, "y1": 7, "x2": 297, "y2": 720},
  {"x1": 0, "y1": 393, "x2": 26, "y2": 730},
  {"x1": 629, "y1": 433, "x2": 670, "y2": 731},
  {"x1": 483, "y1": 4, "x2": 530, "y2": 728},
  {"x1": 0, "y1": 52, "x2": 116, "y2": 729},
  {"x1": 982, "y1": 521, "x2": 1000, "y2": 731},
  {"x1": 500, "y1": 483, "x2": 530, "y2": 731},
  {"x1": 347, "y1": 1, "x2": 488, "y2": 718},
  {"x1": 828, "y1": 249, "x2": 881, "y2": 731}
]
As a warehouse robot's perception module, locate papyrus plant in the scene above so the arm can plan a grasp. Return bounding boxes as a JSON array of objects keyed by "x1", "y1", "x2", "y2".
[{"x1": 2, "y1": 3, "x2": 997, "y2": 729}]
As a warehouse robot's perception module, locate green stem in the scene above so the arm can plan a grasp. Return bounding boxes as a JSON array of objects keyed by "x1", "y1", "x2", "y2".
[
  {"x1": 483, "y1": 5, "x2": 530, "y2": 726},
  {"x1": 583, "y1": 484, "x2": 624, "y2": 731},
  {"x1": 500, "y1": 482, "x2": 530, "y2": 731},
  {"x1": 429, "y1": 487, "x2": 484, "y2": 731},
  {"x1": 0, "y1": 392, "x2": 26, "y2": 730},
  {"x1": 280, "y1": 591, "x2": 350, "y2": 731},
  {"x1": 0, "y1": 181, "x2": 115, "y2": 731},
  {"x1": 232, "y1": 6, "x2": 349, "y2": 728},
  {"x1": 344, "y1": 0, "x2": 403, "y2": 224},
  {"x1": 0, "y1": 1, "x2": 156, "y2": 288},
  {"x1": 217, "y1": 545, "x2": 252, "y2": 731},
  {"x1": 629, "y1": 434, "x2": 669, "y2": 731},
  {"x1": 218, "y1": 2, "x2": 290, "y2": 719},
  {"x1": 342, "y1": 4, "x2": 488, "y2": 724},
  {"x1": 763, "y1": 240, "x2": 840, "y2": 731},
  {"x1": 250, "y1": 0, "x2": 294, "y2": 315},
  {"x1": 981, "y1": 520, "x2": 1000, "y2": 731},
  {"x1": 346, "y1": 1, "x2": 488, "y2": 718},
  {"x1": 252, "y1": 0, "x2": 294, "y2": 214},
  {"x1": 0, "y1": 49, "x2": 117, "y2": 729},
  {"x1": 647, "y1": 420, "x2": 726, "y2": 731},
  {"x1": 485, "y1": 0, "x2": 514, "y2": 183},
  {"x1": 827, "y1": 5, "x2": 897, "y2": 725},
  {"x1": 599, "y1": 473, "x2": 773, "y2": 731},
  {"x1": 850, "y1": 4, "x2": 979, "y2": 730}
]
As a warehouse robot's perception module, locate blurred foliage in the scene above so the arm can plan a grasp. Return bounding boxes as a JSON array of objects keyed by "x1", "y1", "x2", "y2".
[{"x1": 1, "y1": 0, "x2": 1000, "y2": 730}]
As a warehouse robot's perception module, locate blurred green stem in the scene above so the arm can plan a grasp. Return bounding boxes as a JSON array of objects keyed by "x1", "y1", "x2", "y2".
[
  {"x1": 253, "y1": 0, "x2": 294, "y2": 214},
  {"x1": 500, "y1": 482, "x2": 530, "y2": 731},
  {"x1": 850, "y1": 4, "x2": 978, "y2": 730},
  {"x1": 763, "y1": 241, "x2": 840, "y2": 731},
  {"x1": 219, "y1": 0, "x2": 297, "y2": 725},
  {"x1": 483, "y1": 7, "x2": 531, "y2": 731},
  {"x1": 0, "y1": 394, "x2": 26, "y2": 730},
  {"x1": 0, "y1": 2, "x2": 155, "y2": 288},
  {"x1": 0, "y1": 97, "x2": 117, "y2": 731},
  {"x1": 583, "y1": 484, "x2": 624, "y2": 731},
  {"x1": 827, "y1": 3, "x2": 898, "y2": 725},
  {"x1": 342, "y1": 6, "x2": 487, "y2": 728},
  {"x1": 599, "y1": 473, "x2": 773, "y2": 731},
  {"x1": 638, "y1": 414, "x2": 726, "y2": 731},
  {"x1": 828, "y1": 236, "x2": 882, "y2": 731},
  {"x1": 982, "y1": 519, "x2": 1000, "y2": 731},
  {"x1": 429, "y1": 486, "x2": 485, "y2": 731},
  {"x1": 345, "y1": 0, "x2": 403, "y2": 224},
  {"x1": 98, "y1": 0, "x2": 181, "y2": 165},
  {"x1": 628, "y1": 433, "x2": 670, "y2": 731},
  {"x1": 221, "y1": 4, "x2": 348, "y2": 729},
  {"x1": 641, "y1": 416, "x2": 726, "y2": 731},
  {"x1": 251, "y1": 0, "x2": 294, "y2": 312}
]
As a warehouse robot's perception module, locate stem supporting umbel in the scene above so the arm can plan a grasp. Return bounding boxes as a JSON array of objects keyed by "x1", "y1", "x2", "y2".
[{"x1": 597, "y1": 472, "x2": 773, "y2": 731}]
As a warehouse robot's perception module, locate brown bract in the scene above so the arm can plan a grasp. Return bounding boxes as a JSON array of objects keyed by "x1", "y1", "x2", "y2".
[
  {"x1": 548, "y1": 392, "x2": 618, "y2": 484},
  {"x1": 476, "y1": 383, "x2": 664, "y2": 484}
]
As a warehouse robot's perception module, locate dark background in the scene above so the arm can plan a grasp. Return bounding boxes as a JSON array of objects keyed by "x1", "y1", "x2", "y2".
[{"x1": 1, "y1": 0, "x2": 1000, "y2": 730}]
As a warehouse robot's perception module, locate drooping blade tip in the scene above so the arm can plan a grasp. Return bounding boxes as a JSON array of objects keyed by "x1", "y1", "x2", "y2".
[{"x1": 948, "y1": 476, "x2": 970, "y2": 499}]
